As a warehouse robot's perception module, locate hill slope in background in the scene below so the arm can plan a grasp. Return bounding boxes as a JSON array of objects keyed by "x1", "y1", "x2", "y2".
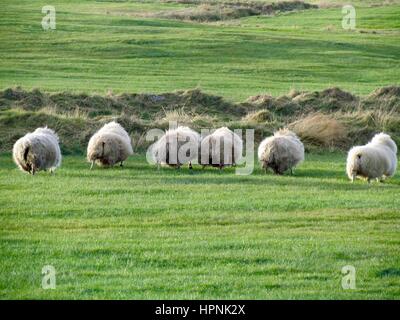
[
  {"x1": 1, "y1": 86, "x2": 399, "y2": 154},
  {"x1": 0, "y1": 0, "x2": 399, "y2": 100}
]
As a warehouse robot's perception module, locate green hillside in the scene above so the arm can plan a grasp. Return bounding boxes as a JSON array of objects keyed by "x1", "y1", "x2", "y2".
[{"x1": 1, "y1": 0, "x2": 399, "y2": 100}]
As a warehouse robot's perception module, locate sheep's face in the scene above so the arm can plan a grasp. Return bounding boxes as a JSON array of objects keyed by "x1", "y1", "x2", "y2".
[
  {"x1": 352, "y1": 154, "x2": 362, "y2": 175},
  {"x1": 88, "y1": 142, "x2": 105, "y2": 162},
  {"x1": 348, "y1": 153, "x2": 364, "y2": 181},
  {"x1": 261, "y1": 160, "x2": 269, "y2": 170},
  {"x1": 23, "y1": 153, "x2": 37, "y2": 174},
  {"x1": 261, "y1": 159, "x2": 285, "y2": 175}
]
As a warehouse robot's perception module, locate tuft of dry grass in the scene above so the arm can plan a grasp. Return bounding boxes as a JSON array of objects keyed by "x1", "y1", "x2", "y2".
[
  {"x1": 357, "y1": 107, "x2": 398, "y2": 131},
  {"x1": 38, "y1": 106, "x2": 89, "y2": 120},
  {"x1": 367, "y1": 85, "x2": 400, "y2": 100},
  {"x1": 158, "y1": 108, "x2": 194, "y2": 124},
  {"x1": 156, "y1": 107, "x2": 215, "y2": 127},
  {"x1": 242, "y1": 109, "x2": 273, "y2": 124},
  {"x1": 340, "y1": 103, "x2": 400, "y2": 133},
  {"x1": 289, "y1": 113, "x2": 348, "y2": 148}
]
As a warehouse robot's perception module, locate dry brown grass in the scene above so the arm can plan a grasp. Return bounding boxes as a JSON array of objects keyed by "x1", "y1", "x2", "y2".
[
  {"x1": 289, "y1": 113, "x2": 348, "y2": 148},
  {"x1": 356, "y1": 107, "x2": 398, "y2": 131},
  {"x1": 339, "y1": 103, "x2": 400, "y2": 133},
  {"x1": 38, "y1": 106, "x2": 89, "y2": 120},
  {"x1": 2, "y1": 86, "x2": 399, "y2": 153},
  {"x1": 242, "y1": 109, "x2": 273, "y2": 124},
  {"x1": 152, "y1": 1, "x2": 317, "y2": 22},
  {"x1": 156, "y1": 107, "x2": 215, "y2": 127},
  {"x1": 158, "y1": 108, "x2": 194, "y2": 124}
]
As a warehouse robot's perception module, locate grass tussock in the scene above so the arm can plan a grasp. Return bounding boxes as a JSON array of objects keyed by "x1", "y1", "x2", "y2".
[
  {"x1": 156, "y1": 107, "x2": 216, "y2": 127},
  {"x1": 289, "y1": 113, "x2": 348, "y2": 149},
  {"x1": 242, "y1": 109, "x2": 274, "y2": 124}
]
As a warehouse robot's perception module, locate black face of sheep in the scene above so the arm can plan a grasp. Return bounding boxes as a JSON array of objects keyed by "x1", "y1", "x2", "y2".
[
  {"x1": 262, "y1": 158, "x2": 293, "y2": 175},
  {"x1": 262, "y1": 161, "x2": 280, "y2": 175},
  {"x1": 87, "y1": 122, "x2": 133, "y2": 169}
]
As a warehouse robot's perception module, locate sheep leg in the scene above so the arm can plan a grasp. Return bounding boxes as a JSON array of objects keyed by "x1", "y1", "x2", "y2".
[
  {"x1": 351, "y1": 174, "x2": 356, "y2": 183},
  {"x1": 90, "y1": 161, "x2": 94, "y2": 170},
  {"x1": 188, "y1": 162, "x2": 193, "y2": 170},
  {"x1": 120, "y1": 161, "x2": 124, "y2": 167}
]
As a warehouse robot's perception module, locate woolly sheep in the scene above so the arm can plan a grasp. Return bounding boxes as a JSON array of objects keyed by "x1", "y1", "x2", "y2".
[
  {"x1": 258, "y1": 129, "x2": 304, "y2": 175},
  {"x1": 151, "y1": 126, "x2": 200, "y2": 169},
  {"x1": 346, "y1": 133, "x2": 397, "y2": 183},
  {"x1": 87, "y1": 121, "x2": 133, "y2": 168},
  {"x1": 199, "y1": 127, "x2": 243, "y2": 169},
  {"x1": 13, "y1": 127, "x2": 61, "y2": 175}
]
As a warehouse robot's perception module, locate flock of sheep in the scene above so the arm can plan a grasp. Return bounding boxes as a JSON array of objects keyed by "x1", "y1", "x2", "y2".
[{"x1": 12, "y1": 121, "x2": 398, "y2": 183}]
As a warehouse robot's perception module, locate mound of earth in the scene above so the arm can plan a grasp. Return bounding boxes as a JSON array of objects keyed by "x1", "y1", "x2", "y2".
[
  {"x1": 1, "y1": 86, "x2": 399, "y2": 153},
  {"x1": 153, "y1": 1, "x2": 318, "y2": 22}
]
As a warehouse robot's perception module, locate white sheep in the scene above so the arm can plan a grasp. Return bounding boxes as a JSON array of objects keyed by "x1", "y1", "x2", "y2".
[
  {"x1": 13, "y1": 127, "x2": 62, "y2": 175},
  {"x1": 258, "y1": 128, "x2": 304, "y2": 175},
  {"x1": 87, "y1": 121, "x2": 133, "y2": 168},
  {"x1": 199, "y1": 127, "x2": 243, "y2": 169},
  {"x1": 151, "y1": 126, "x2": 200, "y2": 169},
  {"x1": 346, "y1": 132, "x2": 397, "y2": 183}
]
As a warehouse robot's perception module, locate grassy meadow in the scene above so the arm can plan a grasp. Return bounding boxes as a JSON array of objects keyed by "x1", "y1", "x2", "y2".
[
  {"x1": 1, "y1": 153, "x2": 399, "y2": 299},
  {"x1": 1, "y1": 0, "x2": 400, "y2": 299},
  {"x1": 0, "y1": 0, "x2": 399, "y2": 100}
]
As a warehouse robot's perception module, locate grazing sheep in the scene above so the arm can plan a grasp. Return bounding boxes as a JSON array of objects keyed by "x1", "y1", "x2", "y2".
[
  {"x1": 151, "y1": 126, "x2": 200, "y2": 169},
  {"x1": 258, "y1": 129, "x2": 304, "y2": 175},
  {"x1": 87, "y1": 121, "x2": 133, "y2": 168},
  {"x1": 199, "y1": 127, "x2": 243, "y2": 169},
  {"x1": 13, "y1": 127, "x2": 61, "y2": 175},
  {"x1": 346, "y1": 133, "x2": 397, "y2": 183}
]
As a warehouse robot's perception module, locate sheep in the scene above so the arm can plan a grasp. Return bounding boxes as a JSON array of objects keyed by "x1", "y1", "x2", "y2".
[
  {"x1": 199, "y1": 127, "x2": 243, "y2": 169},
  {"x1": 87, "y1": 121, "x2": 133, "y2": 168},
  {"x1": 258, "y1": 128, "x2": 304, "y2": 175},
  {"x1": 151, "y1": 126, "x2": 200, "y2": 169},
  {"x1": 13, "y1": 127, "x2": 61, "y2": 175},
  {"x1": 346, "y1": 133, "x2": 397, "y2": 183}
]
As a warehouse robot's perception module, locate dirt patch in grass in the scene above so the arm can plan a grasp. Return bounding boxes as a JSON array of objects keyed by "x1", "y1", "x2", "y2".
[{"x1": 152, "y1": 1, "x2": 318, "y2": 22}]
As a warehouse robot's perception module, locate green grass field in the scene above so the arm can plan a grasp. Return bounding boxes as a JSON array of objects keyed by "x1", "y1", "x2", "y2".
[
  {"x1": 1, "y1": 0, "x2": 400, "y2": 300},
  {"x1": 1, "y1": 0, "x2": 400, "y2": 100},
  {"x1": 0, "y1": 153, "x2": 399, "y2": 299}
]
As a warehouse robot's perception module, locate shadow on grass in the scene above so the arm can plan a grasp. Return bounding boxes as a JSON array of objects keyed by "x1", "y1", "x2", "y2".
[
  {"x1": 2, "y1": 154, "x2": 399, "y2": 191},
  {"x1": 58, "y1": 167, "x2": 399, "y2": 192}
]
